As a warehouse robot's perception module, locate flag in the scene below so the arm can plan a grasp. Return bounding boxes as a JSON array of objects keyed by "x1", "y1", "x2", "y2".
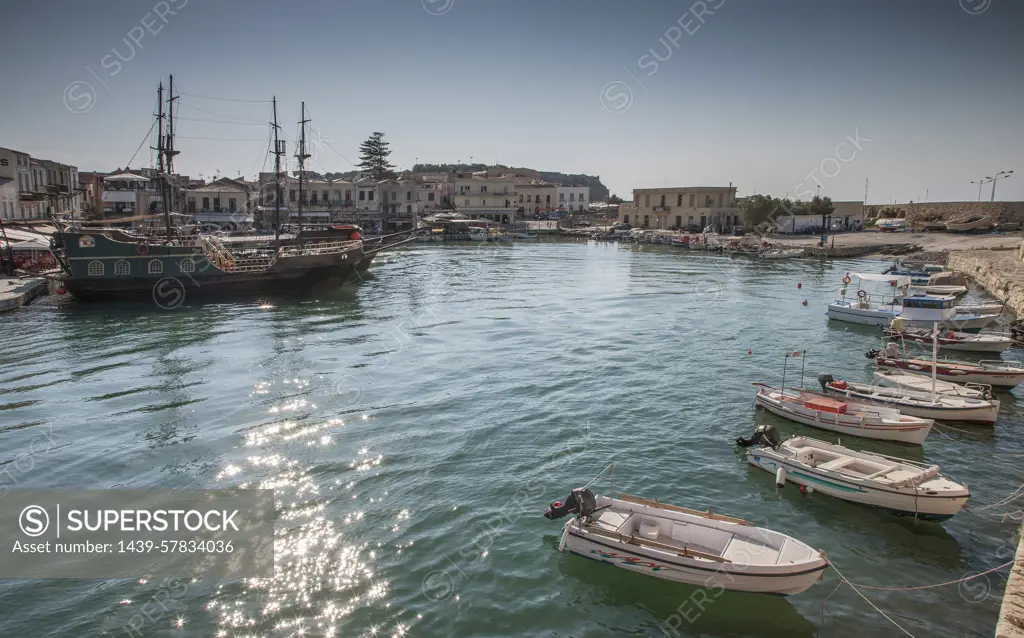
[{"x1": 791, "y1": 351, "x2": 802, "y2": 357}]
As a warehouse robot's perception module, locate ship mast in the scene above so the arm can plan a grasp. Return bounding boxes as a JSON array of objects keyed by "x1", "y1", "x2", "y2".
[
  {"x1": 271, "y1": 96, "x2": 284, "y2": 247},
  {"x1": 152, "y1": 82, "x2": 170, "y2": 240},
  {"x1": 163, "y1": 74, "x2": 180, "y2": 240},
  {"x1": 296, "y1": 102, "x2": 310, "y2": 234}
]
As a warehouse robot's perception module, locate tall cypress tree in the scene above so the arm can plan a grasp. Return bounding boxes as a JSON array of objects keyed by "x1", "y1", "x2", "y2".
[{"x1": 358, "y1": 132, "x2": 396, "y2": 180}]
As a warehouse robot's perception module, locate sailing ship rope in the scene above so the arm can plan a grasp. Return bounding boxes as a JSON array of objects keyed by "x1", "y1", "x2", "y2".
[{"x1": 974, "y1": 481, "x2": 1024, "y2": 512}]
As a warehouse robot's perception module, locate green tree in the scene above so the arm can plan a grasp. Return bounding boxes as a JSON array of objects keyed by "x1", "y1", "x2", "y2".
[
  {"x1": 609, "y1": 194, "x2": 623, "y2": 204},
  {"x1": 358, "y1": 132, "x2": 396, "y2": 180},
  {"x1": 807, "y1": 195, "x2": 835, "y2": 217}
]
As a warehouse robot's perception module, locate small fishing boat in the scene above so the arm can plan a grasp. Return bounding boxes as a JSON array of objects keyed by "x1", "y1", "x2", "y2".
[
  {"x1": 955, "y1": 302, "x2": 1005, "y2": 315},
  {"x1": 898, "y1": 293, "x2": 1000, "y2": 332},
  {"x1": 544, "y1": 476, "x2": 828, "y2": 595},
  {"x1": 946, "y1": 215, "x2": 992, "y2": 232},
  {"x1": 919, "y1": 221, "x2": 948, "y2": 231},
  {"x1": 736, "y1": 425, "x2": 969, "y2": 521},
  {"x1": 826, "y1": 273, "x2": 909, "y2": 326},
  {"x1": 817, "y1": 374, "x2": 1000, "y2": 424},
  {"x1": 873, "y1": 369, "x2": 993, "y2": 399},
  {"x1": 759, "y1": 248, "x2": 805, "y2": 259},
  {"x1": 908, "y1": 285, "x2": 967, "y2": 296},
  {"x1": 468, "y1": 226, "x2": 489, "y2": 241},
  {"x1": 884, "y1": 326, "x2": 1014, "y2": 353},
  {"x1": 870, "y1": 344, "x2": 1024, "y2": 388},
  {"x1": 753, "y1": 384, "x2": 933, "y2": 445}
]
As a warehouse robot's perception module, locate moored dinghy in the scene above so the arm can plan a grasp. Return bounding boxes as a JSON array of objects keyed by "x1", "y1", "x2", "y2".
[
  {"x1": 736, "y1": 425, "x2": 970, "y2": 521},
  {"x1": 544, "y1": 479, "x2": 828, "y2": 595},
  {"x1": 870, "y1": 343, "x2": 1024, "y2": 388},
  {"x1": 753, "y1": 384, "x2": 933, "y2": 444},
  {"x1": 817, "y1": 374, "x2": 1000, "y2": 424},
  {"x1": 873, "y1": 369, "x2": 994, "y2": 399}
]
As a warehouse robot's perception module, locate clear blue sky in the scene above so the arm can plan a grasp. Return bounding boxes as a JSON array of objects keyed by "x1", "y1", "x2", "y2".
[{"x1": 1, "y1": 0, "x2": 1021, "y2": 203}]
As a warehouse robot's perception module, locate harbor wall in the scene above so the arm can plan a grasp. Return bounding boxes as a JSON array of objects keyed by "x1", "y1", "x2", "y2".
[
  {"x1": 0, "y1": 278, "x2": 48, "y2": 312},
  {"x1": 948, "y1": 250, "x2": 1024, "y2": 317},
  {"x1": 996, "y1": 527, "x2": 1024, "y2": 638},
  {"x1": 864, "y1": 202, "x2": 1024, "y2": 225}
]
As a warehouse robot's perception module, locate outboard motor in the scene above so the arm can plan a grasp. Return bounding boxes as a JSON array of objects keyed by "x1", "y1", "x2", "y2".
[
  {"x1": 865, "y1": 349, "x2": 880, "y2": 359},
  {"x1": 818, "y1": 373, "x2": 835, "y2": 392},
  {"x1": 544, "y1": 487, "x2": 597, "y2": 520},
  {"x1": 736, "y1": 423, "x2": 781, "y2": 449}
]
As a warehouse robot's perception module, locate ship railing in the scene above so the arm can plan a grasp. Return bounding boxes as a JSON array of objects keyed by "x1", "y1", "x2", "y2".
[
  {"x1": 277, "y1": 240, "x2": 362, "y2": 257},
  {"x1": 199, "y1": 235, "x2": 238, "y2": 271}
]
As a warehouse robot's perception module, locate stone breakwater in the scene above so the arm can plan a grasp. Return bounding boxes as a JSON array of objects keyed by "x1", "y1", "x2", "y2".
[
  {"x1": 996, "y1": 527, "x2": 1024, "y2": 638},
  {"x1": 865, "y1": 202, "x2": 1024, "y2": 226},
  {"x1": 947, "y1": 250, "x2": 1024, "y2": 317}
]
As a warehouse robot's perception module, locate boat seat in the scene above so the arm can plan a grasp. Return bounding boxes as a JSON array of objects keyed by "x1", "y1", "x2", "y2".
[
  {"x1": 593, "y1": 509, "x2": 633, "y2": 533},
  {"x1": 777, "y1": 538, "x2": 813, "y2": 565},
  {"x1": 722, "y1": 536, "x2": 779, "y2": 566},
  {"x1": 793, "y1": 448, "x2": 815, "y2": 465},
  {"x1": 817, "y1": 457, "x2": 856, "y2": 471},
  {"x1": 863, "y1": 464, "x2": 900, "y2": 480}
]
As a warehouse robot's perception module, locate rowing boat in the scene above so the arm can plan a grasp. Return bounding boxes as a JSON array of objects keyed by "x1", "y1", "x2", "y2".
[
  {"x1": 544, "y1": 484, "x2": 828, "y2": 595},
  {"x1": 818, "y1": 374, "x2": 1000, "y2": 424},
  {"x1": 737, "y1": 426, "x2": 969, "y2": 521}
]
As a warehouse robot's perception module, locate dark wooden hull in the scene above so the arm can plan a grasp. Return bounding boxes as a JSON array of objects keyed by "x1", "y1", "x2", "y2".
[{"x1": 63, "y1": 262, "x2": 361, "y2": 302}]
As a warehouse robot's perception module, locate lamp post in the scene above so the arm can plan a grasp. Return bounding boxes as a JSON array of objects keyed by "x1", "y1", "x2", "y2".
[
  {"x1": 971, "y1": 179, "x2": 991, "y2": 202},
  {"x1": 990, "y1": 170, "x2": 1014, "y2": 201}
]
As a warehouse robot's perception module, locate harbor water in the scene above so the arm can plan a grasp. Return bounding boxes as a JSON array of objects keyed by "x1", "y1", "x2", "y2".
[{"x1": 0, "y1": 240, "x2": 1021, "y2": 637}]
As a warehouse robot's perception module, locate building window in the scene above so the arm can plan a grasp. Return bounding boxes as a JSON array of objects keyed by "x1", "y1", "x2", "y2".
[
  {"x1": 368, "y1": 191, "x2": 375, "y2": 201},
  {"x1": 527, "y1": 195, "x2": 532, "y2": 203},
  {"x1": 623, "y1": 215, "x2": 630, "y2": 224},
  {"x1": 677, "y1": 194, "x2": 682, "y2": 206},
  {"x1": 289, "y1": 190, "x2": 297, "y2": 202},
  {"x1": 406, "y1": 205, "x2": 412, "y2": 214},
  {"x1": 546, "y1": 195, "x2": 551, "y2": 204},
  {"x1": 180, "y1": 258, "x2": 196, "y2": 273},
  {"x1": 428, "y1": 192, "x2": 435, "y2": 202},
  {"x1": 481, "y1": 186, "x2": 488, "y2": 193},
  {"x1": 689, "y1": 193, "x2": 695, "y2": 207},
  {"x1": 465, "y1": 199, "x2": 470, "y2": 206},
  {"x1": 406, "y1": 191, "x2": 412, "y2": 201},
  {"x1": 482, "y1": 200, "x2": 486, "y2": 206},
  {"x1": 148, "y1": 259, "x2": 163, "y2": 274},
  {"x1": 718, "y1": 193, "x2": 723, "y2": 207},
  {"x1": 645, "y1": 194, "x2": 650, "y2": 207},
  {"x1": 660, "y1": 195, "x2": 665, "y2": 206},
  {"x1": 345, "y1": 190, "x2": 351, "y2": 203},
  {"x1": 202, "y1": 197, "x2": 210, "y2": 210},
  {"x1": 359, "y1": 191, "x2": 366, "y2": 201},
  {"x1": 675, "y1": 216, "x2": 682, "y2": 227},
  {"x1": 643, "y1": 215, "x2": 649, "y2": 227},
  {"x1": 88, "y1": 260, "x2": 104, "y2": 276},
  {"x1": 114, "y1": 260, "x2": 131, "y2": 275},
  {"x1": 570, "y1": 194, "x2": 575, "y2": 201},
  {"x1": 213, "y1": 197, "x2": 221, "y2": 210},
  {"x1": 559, "y1": 193, "x2": 565, "y2": 201},
  {"x1": 229, "y1": 198, "x2": 237, "y2": 211}
]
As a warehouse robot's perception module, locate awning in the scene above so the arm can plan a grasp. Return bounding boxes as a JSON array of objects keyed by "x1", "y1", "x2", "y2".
[
  {"x1": 1, "y1": 237, "x2": 50, "y2": 251},
  {"x1": 854, "y1": 273, "x2": 912, "y2": 286}
]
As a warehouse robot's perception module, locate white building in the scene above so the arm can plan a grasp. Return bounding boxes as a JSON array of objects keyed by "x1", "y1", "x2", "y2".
[
  {"x1": 185, "y1": 177, "x2": 255, "y2": 229},
  {"x1": 555, "y1": 185, "x2": 590, "y2": 213},
  {"x1": 0, "y1": 148, "x2": 81, "y2": 220},
  {"x1": 453, "y1": 173, "x2": 515, "y2": 223}
]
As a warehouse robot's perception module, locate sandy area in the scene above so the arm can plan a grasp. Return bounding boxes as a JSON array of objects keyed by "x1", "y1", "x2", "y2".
[{"x1": 770, "y1": 230, "x2": 1023, "y2": 253}]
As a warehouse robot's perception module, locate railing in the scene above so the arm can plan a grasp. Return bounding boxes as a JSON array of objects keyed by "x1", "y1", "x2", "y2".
[
  {"x1": 199, "y1": 235, "x2": 237, "y2": 271},
  {"x1": 277, "y1": 240, "x2": 362, "y2": 257}
]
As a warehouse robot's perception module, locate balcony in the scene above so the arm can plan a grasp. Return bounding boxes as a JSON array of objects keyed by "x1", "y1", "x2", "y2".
[
  {"x1": 653, "y1": 206, "x2": 671, "y2": 212},
  {"x1": 102, "y1": 191, "x2": 137, "y2": 203}
]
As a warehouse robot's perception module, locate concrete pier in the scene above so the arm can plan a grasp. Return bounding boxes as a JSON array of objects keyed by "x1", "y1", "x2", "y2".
[
  {"x1": 0, "y1": 277, "x2": 49, "y2": 312},
  {"x1": 996, "y1": 527, "x2": 1024, "y2": 638}
]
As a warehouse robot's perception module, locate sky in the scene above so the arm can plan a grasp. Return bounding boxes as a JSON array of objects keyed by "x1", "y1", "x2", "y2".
[{"x1": 1, "y1": 0, "x2": 1021, "y2": 204}]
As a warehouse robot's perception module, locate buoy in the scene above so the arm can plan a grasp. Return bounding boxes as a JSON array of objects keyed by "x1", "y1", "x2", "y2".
[
  {"x1": 747, "y1": 349, "x2": 753, "y2": 355},
  {"x1": 775, "y1": 467, "x2": 786, "y2": 487},
  {"x1": 802, "y1": 299, "x2": 808, "y2": 306},
  {"x1": 806, "y1": 486, "x2": 814, "y2": 494},
  {"x1": 797, "y1": 282, "x2": 802, "y2": 289},
  {"x1": 799, "y1": 485, "x2": 807, "y2": 494},
  {"x1": 55, "y1": 286, "x2": 67, "y2": 295}
]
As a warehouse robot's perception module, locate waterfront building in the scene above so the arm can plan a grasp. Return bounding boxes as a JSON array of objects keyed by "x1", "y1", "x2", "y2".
[
  {"x1": 555, "y1": 185, "x2": 590, "y2": 214},
  {"x1": 772, "y1": 201, "x2": 865, "y2": 234},
  {"x1": 185, "y1": 177, "x2": 255, "y2": 230},
  {"x1": 617, "y1": 201, "x2": 636, "y2": 224},
  {"x1": 631, "y1": 185, "x2": 740, "y2": 231},
  {"x1": 453, "y1": 173, "x2": 515, "y2": 224},
  {"x1": 515, "y1": 181, "x2": 557, "y2": 216},
  {"x1": 0, "y1": 147, "x2": 81, "y2": 220}
]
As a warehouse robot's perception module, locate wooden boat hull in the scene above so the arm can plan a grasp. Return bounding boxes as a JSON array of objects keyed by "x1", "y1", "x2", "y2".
[
  {"x1": 873, "y1": 370, "x2": 991, "y2": 398},
  {"x1": 875, "y1": 357, "x2": 1024, "y2": 388},
  {"x1": 825, "y1": 384, "x2": 999, "y2": 424},
  {"x1": 885, "y1": 330, "x2": 1013, "y2": 353},
  {"x1": 746, "y1": 448, "x2": 968, "y2": 520},
  {"x1": 754, "y1": 389, "x2": 932, "y2": 445},
  {"x1": 556, "y1": 496, "x2": 827, "y2": 596},
  {"x1": 946, "y1": 217, "x2": 992, "y2": 232}
]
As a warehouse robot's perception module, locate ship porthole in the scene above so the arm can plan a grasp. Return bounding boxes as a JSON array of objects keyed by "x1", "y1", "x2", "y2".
[
  {"x1": 114, "y1": 260, "x2": 131, "y2": 276},
  {"x1": 87, "y1": 260, "x2": 104, "y2": 276},
  {"x1": 148, "y1": 259, "x2": 163, "y2": 275}
]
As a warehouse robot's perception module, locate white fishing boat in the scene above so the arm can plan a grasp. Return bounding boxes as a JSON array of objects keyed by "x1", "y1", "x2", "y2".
[
  {"x1": 753, "y1": 384, "x2": 933, "y2": 445},
  {"x1": 544, "y1": 478, "x2": 828, "y2": 595},
  {"x1": 872, "y1": 354, "x2": 1024, "y2": 388},
  {"x1": 817, "y1": 374, "x2": 1000, "y2": 424},
  {"x1": 736, "y1": 426, "x2": 969, "y2": 521},
  {"x1": 759, "y1": 248, "x2": 805, "y2": 259},
  {"x1": 908, "y1": 284, "x2": 968, "y2": 296},
  {"x1": 956, "y1": 302, "x2": 1005, "y2": 315},
  {"x1": 468, "y1": 226, "x2": 489, "y2": 241},
  {"x1": 873, "y1": 369, "x2": 993, "y2": 399},
  {"x1": 884, "y1": 325, "x2": 1014, "y2": 353},
  {"x1": 897, "y1": 293, "x2": 999, "y2": 332},
  {"x1": 826, "y1": 273, "x2": 910, "y2": 326},
  {"x1": 946, "y1": 215, "x2": 992, "y2": 232},
  {"x1": 512, "y1": 231, "x2": 538, "y2": 239}
]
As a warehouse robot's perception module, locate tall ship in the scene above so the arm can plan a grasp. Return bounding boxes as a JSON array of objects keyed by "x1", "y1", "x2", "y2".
[{"x1": 50, "y1": 77, "x2": 385, "y2": 301}]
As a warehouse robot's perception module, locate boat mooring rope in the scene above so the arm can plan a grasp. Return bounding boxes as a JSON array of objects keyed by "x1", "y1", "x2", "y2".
[
  {"x1": 973, "y1": 481, "x2": 1024, "y2": 512},
  {"x1": 837, "y1": 559, "x2": 1014, "y2": 592},
  {"x1": 828, "y1": 562, "x2": 917, "y2": 637}
]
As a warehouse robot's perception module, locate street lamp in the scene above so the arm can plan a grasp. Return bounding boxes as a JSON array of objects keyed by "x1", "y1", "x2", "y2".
[
  {"x1": 970, "y1": 179, "x2": 990, "y2": 202},
  {"x1": 990, "y1": 170, "x2": 1014, "y2": 201}
]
